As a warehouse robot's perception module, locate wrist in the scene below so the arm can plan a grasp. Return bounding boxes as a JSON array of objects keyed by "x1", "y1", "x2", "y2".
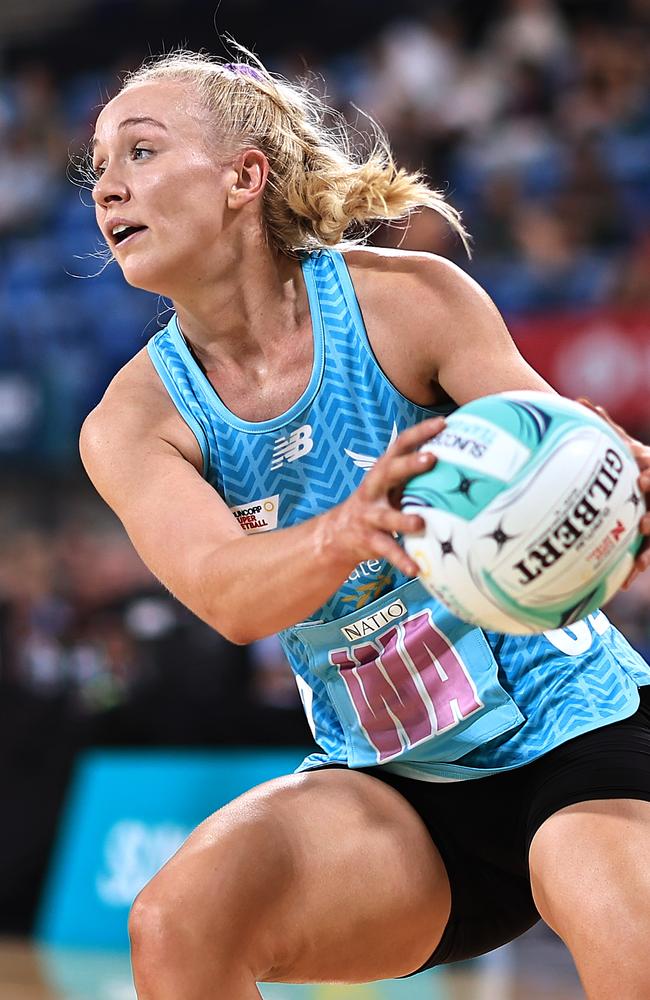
[{"x1": 313, "y1": 506, "x2": 357, "y2": 578}]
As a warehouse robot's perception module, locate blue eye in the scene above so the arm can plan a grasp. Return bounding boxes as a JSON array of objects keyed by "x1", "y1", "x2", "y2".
[{"x1": 91, "y1": 145, "x2": 152, "y2": 182}]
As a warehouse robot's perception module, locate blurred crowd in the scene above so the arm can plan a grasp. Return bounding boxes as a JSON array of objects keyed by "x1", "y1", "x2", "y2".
[
  {"x1": 2, "y1": 0, "x2": 650, "y2": 458},
  {"x1": 355, "y1": 0, "x2": 650, "y2": 311},
  {"x1": 1, "y1": 0, "x2": 650, "y2": 931},
  {"x1": 0, "y1": 479, "x2": 308, "y2": 932},
  {"x1": 0, "y1": 498, "x2": 305, "y2": 740}
]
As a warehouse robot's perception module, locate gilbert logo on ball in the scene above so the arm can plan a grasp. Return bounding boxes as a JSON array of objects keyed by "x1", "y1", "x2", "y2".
[{"x1": 401, "y1": 391, "x2": 645, "y2": 635}]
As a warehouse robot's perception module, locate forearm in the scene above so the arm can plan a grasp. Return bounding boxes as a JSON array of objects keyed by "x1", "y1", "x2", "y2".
[
  {"x1": 199, "y1": 508, "x2": 356, "y2": 644},
  {"x1": 196, "y1": 418, "x2": 444, "y2": 642}
]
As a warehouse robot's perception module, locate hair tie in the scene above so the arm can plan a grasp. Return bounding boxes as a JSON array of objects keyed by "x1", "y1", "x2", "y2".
[{"x1": 223, "y1": 63, "x2": 264, "y2": 82}]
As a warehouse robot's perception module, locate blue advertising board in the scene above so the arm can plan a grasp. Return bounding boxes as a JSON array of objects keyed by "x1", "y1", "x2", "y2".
[
  {"x1": 37, "y1": 749, "x2": 307, "y2": 950},
  {"x1": 36, "y1": 749, "x2": 443, "y2": 998}
]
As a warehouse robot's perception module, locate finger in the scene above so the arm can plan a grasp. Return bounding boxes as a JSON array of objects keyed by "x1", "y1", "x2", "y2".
[
  {"x1": 368, "y1": 531, "x2": 421, "y2": 577},
  {"x1": 577, "y1": 397, "x2": 642, "y2": 449},
  {"x1": 637, "y1": 461, "x2": 650, "y2": 484},
  {"x1": 622, "y1": 537, "x2": 650, "y2": 588},
  {"x1": 640, "y1": 512, "x2": 650, "y2": 536},
  {"x1": 372, "y1": 507, "x2": 425, "y2": 537},
  {"x1": 365, "y1": 450, "x2": 435, "y2": 500},
  {"x1": 633, "y1": 546, "x2": 650, "y2": 574},
  {"x1": 576, "y1": 397, "x2": 624, "y2": 432},
  {"x1": 626, "y1": 440, "x2": 650, "y2": 463},
  {"x1": 387, "y1": 417, "x2": 446, "y2": 458}
]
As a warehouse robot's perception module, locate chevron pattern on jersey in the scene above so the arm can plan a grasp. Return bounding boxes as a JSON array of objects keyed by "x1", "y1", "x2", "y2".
[
  {"x1": 150, "y1": 250, "x2": 447, "y2": 623},
  {"x1": 464, "y1": 619, "x2": 650, "y2": 769},
  {"x1": 148, "y1": 328, "x2": 212, "y2": 463},
  {"x1": 148, "y1": 248, "x2": 650, "y2": 779},
  {"x1": 281, "y1": 628, "x2": 347, "y2": 763}
]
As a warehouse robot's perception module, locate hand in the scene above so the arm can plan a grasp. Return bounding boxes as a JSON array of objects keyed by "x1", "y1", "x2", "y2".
[
  {"x1": 577, "y1": 398, "x2": 650, "y2": 588},
  {"x1": 325, "y1": 417, "x2": 444, "y2": 578}
]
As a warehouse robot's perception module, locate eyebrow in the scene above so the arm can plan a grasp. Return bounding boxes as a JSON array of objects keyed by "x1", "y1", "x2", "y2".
[{"x1": 91, "y1": 116, "x2": 168, "y2": 151}]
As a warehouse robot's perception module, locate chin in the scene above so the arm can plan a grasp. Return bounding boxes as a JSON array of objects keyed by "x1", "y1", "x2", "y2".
[{"x1": 119, "y1": 260, "x2": 173, "y2": 297}]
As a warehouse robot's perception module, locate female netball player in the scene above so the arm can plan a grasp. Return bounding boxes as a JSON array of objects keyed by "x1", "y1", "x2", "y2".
[{"x1": 80, "y1": 50, "x2": 650, "y2": 999}]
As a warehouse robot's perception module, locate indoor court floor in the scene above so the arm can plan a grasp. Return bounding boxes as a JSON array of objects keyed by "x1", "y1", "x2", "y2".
[{"x1": 0, "y1": 925, "x2": 585, "y2": 999}]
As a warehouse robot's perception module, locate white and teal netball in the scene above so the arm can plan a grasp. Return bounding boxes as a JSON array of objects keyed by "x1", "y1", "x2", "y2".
[{"x1": 401, "y1": 391, "x2": 645, "y2": 635}]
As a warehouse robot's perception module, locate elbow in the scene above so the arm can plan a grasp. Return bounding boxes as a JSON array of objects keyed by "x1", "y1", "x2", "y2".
[
  {"x1": 204, "y1": 606, "x2": 256, "y2": 646},
  {"x1": 222, "y1": 618, "x2": 281, "y2": 646},
  {"x1": 196, "y1": 555, "x2": 265, "y2": 645},
  {"x1": 204, "y1": 612, "x2": 250, "y2": 646},
  {"x1": 219, "y1": 622, "x2": 254, "y2": 646}
]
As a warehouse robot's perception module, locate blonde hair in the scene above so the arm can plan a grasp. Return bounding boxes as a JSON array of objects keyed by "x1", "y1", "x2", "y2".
[{"x1": 120, "y1": 46, "x2": 470, "y2": 257}]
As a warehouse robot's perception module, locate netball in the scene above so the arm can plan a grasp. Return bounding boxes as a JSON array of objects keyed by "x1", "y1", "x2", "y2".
[{"x1": 402, "y1": 392, "x2": 645, "y2": 634}]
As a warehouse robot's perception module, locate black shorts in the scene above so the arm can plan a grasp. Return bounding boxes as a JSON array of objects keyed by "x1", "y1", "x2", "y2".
[{"x1": 361, "y1": 686, "x2": 650, "y2": 971}]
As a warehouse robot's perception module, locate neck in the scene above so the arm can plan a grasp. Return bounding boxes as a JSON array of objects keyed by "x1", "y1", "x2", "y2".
[{"x1": 170, "y1": 237, "x2": 309, "y2": 371}]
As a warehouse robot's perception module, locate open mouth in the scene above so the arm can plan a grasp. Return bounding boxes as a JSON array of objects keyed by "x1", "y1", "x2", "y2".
[{"x1": 112, "y1": 225, "x2": 147, "y2": 247}]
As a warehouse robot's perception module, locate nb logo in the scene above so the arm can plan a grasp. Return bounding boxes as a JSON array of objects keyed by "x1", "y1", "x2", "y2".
[{"x1": 271, "y1": 424, "x2": 314, "y2": 470}]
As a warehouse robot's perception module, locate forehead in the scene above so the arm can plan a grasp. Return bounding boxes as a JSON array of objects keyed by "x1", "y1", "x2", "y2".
[{"x1": 93, "y1": 80, "x2": 208, "y2": 146}]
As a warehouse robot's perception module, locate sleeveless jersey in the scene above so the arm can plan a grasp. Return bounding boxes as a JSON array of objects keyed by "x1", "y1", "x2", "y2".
[{"x1": 147, "y1": 248, "x2": 650, "y2": 781}]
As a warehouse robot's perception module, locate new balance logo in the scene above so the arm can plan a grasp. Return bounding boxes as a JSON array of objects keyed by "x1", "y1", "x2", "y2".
[{"x1": 271, "y1": 425, "x2": 314, "y2": 470}]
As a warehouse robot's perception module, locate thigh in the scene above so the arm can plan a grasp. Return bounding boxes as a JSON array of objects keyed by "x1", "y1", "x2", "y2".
[
  {"x1": 529, "y1": 798, "x2": 650, "y2": 927},
  {"x1": 526, "y1": 698, "x2": 650, "y2": 996},
  {"x1": 529, "y1": 799, "x2": 650, "y2": 996},
  {"x1": 139, "y1": 767, "x2": 451, "y2": 984},
  {"x1": 368, "y1": 767, "x2": 540, "y2": 967},
  {"x1": 526, "y1": 689, "x2": 650, "y2": 918}
]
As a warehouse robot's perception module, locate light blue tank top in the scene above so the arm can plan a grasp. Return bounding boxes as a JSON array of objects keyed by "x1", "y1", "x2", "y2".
[{"x1": 148, "y1": 248, "x2": 650, "y2": 780}]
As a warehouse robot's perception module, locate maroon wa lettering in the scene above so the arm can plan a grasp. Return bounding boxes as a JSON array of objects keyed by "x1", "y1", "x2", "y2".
[{"x1": 330, "y1": 611, "x2": 482, "y2": 761}]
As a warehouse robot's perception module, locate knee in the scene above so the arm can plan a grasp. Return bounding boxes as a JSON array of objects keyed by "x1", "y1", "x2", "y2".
[
  {"x1": 129, "y1": 882, "x2": 173, "y2": 996},
  {"x1": 129, "y1": 883, "x2": 181, "y2": 966},
  {"x1": 538, "y1": 891, "x2": 650, "y2": 998},
  {"x1": 535, "y1": 882, "x2": 650, "y2": 953},
  {"x1": 129, "y1": 880, "x2": 246, "y2": 998},
  {"x1": 531, "y1": 859, "x2": 650, "y2": 988},
  {"x1": 128, "y1": 795, "x2": 296, "y2": 971},
  {"x1": 129, "y1": 876, "x2": 237, "y2": 989}
]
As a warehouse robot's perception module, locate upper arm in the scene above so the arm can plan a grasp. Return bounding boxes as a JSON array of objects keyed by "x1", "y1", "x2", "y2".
[
  {"x1": 79, "y1": 361, "x2": 243, "y2": 634},
  {"x1": 345, "y1": 247, "x2": 553, "y2": 408},
  {"x1": 415, "y1": 256, "x2": 554, "y2": 404}
]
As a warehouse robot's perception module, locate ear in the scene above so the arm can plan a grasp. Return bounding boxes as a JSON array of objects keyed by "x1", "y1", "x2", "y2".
[{"x1": 227, "y1": 149, "x2": 269, "y2": 209}]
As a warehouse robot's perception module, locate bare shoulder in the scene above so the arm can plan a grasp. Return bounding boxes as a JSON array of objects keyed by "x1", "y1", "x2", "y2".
[
  {"x1": 343, "y1": 246, "x2": 493, "y2": 318},
  {"x1": 80, "y1": 346, "x2": 203, "y2": 484},
  {"x1": 340, "y1": 247, "x2": 509, "y2": 403},
  {"x1": 342, "y1": 246, "x2": 550, "y2": 403},
  {"x1": 345, "y1": 247, "x2": 503, "y2": 336}
]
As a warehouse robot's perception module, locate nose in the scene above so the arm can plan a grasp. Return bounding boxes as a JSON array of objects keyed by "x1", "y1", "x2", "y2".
[{"x1": 92, "y1": 166, "x2": 129, "y2": 208}]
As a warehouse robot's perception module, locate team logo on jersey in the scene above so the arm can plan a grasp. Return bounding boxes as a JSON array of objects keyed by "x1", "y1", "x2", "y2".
[
  {"x1": 344, "y1": 422, "x2": 398, "y2": 470},
  {"x1": 230, "y1": 494, "x2": 279, "y2": 533},
  {"x1": 342, "y1": 571, "x2": 394, "y2": 611},
  {"x1": 271, "y1": 425, "x2": 314, "y2": 470},
  {"x1": 340, "y1": 598, "x2": 408, "y2": 641}
]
